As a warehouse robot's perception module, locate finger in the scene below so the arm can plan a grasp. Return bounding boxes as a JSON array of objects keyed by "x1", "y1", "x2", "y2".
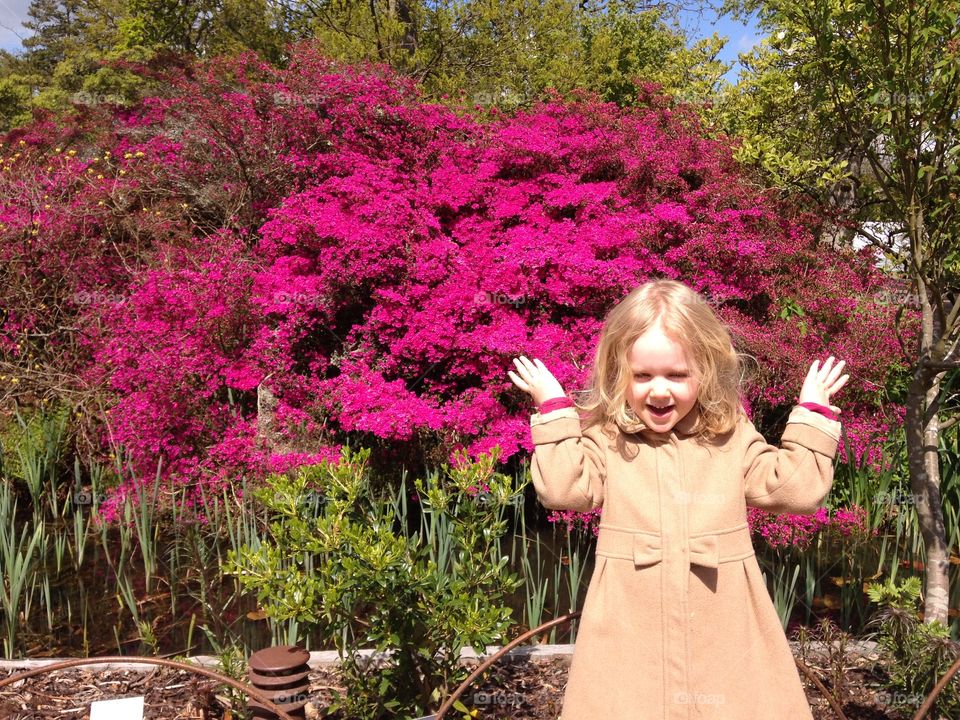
[
  {"x1": 817, "y1": 356, "x2": 835, "y2": 380},
  {"x1": 507, "y1": 370, "x2": 527, "y2": 388},
  {"x1": 819, "y1": 363, "x2": 840, "y2": 387},
  {"x1": 806, "y1": 359, "x2": 820, "y2": 381},
  {"x1": 535, "y1": 361, "x2": 557, "y2": 380},
  {"x1": 828, "y1": 374, "x2": 850, "y2": 394},
  {"x1": 824, "y1": 359, "x2": 846, "y2": 385},
  {"x1": 514, "y1": 357, "x2": 536, "y2": 377},
  {"x1": 517, "y1": 355, "x2": 539, "y2": 374}
]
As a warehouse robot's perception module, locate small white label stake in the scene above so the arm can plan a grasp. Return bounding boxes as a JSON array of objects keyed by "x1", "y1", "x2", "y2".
[{"x1": 89, "y1": 696, "x2": 145, "y2": 719}]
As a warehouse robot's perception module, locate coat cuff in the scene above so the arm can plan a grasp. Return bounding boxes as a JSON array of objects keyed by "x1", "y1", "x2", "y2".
[
  {"x1": 782, "y1": 405, "x2": 841, "y2": 458},
  {"x1": 530, "y1": 406, "x2": 582, "y2": 444}
]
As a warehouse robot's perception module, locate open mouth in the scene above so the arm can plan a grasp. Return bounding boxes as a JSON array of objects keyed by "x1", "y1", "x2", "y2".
[{"x1": 648, "y1": 404, "x2": 674, "y2": 418}]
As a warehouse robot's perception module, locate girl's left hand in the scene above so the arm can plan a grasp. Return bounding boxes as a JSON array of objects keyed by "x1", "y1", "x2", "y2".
[{"x1": 798, "y1": 356, "x2": 849, "y2": 415}]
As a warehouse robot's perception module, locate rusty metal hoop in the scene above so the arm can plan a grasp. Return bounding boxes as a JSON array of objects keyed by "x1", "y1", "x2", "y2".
[
  {"x1": 0, "y1": 656, "x2": 297, "y2": 720},
  {"x1": 434, "y1": 611, "x2": 853, "y2": 720},
  {"x1": 912, "y1": 654, "x2": 960, "y2": 720}
]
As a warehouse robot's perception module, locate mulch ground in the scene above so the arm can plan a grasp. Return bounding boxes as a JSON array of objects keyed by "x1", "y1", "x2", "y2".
[{"x1": 0, "y1": 653, "x2": 919, "y2": 719}]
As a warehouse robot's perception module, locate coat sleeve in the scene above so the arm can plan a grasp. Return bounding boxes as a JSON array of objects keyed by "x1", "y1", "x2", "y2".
[
  {"x1": 528, "y1": 406, "x2": 606, "y2": 512},
  {"x1": 742, "y1": 405, "x2": 841, "y2": 515}
]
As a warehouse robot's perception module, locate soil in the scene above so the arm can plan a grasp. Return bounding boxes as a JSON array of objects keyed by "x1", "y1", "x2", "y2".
[{"x1": 0, "y1": 650, "x2": 922, "y2": 720}]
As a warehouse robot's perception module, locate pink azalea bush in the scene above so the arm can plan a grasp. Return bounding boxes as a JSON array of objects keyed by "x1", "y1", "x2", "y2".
[
  {"x1": 748, "y1": 504, "x2": 876, "y2": 551},
  {"x1": 0, "y1": 44, "x2": 915, "y2": 523},
  {"x1": 548, "y1": 508, "x2": 604, "y2": 538}
]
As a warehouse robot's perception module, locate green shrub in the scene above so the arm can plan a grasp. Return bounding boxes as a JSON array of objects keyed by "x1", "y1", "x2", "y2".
[
  {"x1": 0, "y1": 404, "x2": 70, "y2": 485},
  {"x1": 865, "y1": 577, "x2": 960, "y2": 718},
  {"x1": 225, "y1": 445, "x2": 524, "y2": 719}
]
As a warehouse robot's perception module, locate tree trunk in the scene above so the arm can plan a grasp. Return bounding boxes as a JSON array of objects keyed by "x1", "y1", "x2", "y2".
[
  {"x1": 905, "y1": 277, "x2": 951, "y2": 625},
  {"x1": 820, "y1": 151, "x2": 867, "y2": 250},
  {"x1": 387, "y1": 0, "x2": 418, "y2": 57}
]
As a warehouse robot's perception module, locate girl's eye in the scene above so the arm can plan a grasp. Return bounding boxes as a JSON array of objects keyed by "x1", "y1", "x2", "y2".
[
  {"x1": 670, "y1": 373, "x2": 688, "y2": 379},
  {"x1": 633, "y1": 373, "x2": 650, "y2": 380}
]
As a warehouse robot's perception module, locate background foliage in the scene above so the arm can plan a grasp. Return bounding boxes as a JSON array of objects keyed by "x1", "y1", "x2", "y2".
[{"x1": 1, "y1": 43, "x2": 909, "y2": 514}]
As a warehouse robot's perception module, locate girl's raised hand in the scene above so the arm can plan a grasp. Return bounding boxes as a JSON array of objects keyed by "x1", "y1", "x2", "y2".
[
  {"x1": 508, "y1": 356, "x2": 567, "y2": 406},
  {"x1": 798, "y1": 356, "x2": 849, "y2": 415}
]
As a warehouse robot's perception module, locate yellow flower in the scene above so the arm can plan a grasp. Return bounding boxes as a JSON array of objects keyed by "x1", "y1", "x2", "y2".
[
  {"x1": 67, "y1": 149, "x2": 76, "y2": 156},
  {"x1": 134, "y1": 151, "x2": 145, "y2": 158},
  {"x1": 124, "y1": 152, "x2": 133, "y2": 159}
]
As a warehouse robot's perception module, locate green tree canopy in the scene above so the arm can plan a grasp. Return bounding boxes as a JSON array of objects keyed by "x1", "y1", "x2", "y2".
[
  {"x1": 0, "y1": 0, "x2": 728, "y2": 130},
  {"x1": 719, "y1": 0, "x2": 960, "y2": 627}
]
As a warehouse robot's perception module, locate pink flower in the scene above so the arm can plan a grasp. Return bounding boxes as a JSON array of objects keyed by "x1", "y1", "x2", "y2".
[{"x1": 0, "y1": 43, "x2": 905, "y2": 513}]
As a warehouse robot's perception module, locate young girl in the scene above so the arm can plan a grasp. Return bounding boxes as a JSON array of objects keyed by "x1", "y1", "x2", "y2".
[{"x1": 507, "y1": 279, "x2": 849, "y2": 720}]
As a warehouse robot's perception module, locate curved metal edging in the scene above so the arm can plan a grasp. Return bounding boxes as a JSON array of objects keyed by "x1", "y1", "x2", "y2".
[
  {"x1": 794, "y1": 655, "x2": 849, "y2": 720},
  {"x1": 434, "y1": 612, "x2": 851, "y2": 720},
  {"x1": 912, "y1": 654, "x2": 960, "y2": 720},
  {"x1": 0, "y1": 656, "x2": 297, "y2": 720},
  {"x1": 435, "y1": 611, "x2": 584, "y2": 719}
]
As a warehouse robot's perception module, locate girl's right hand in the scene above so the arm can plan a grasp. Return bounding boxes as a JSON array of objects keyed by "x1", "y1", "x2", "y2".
[{"x1": 508, "y1": 356, "x2": 567, "y2": 406}]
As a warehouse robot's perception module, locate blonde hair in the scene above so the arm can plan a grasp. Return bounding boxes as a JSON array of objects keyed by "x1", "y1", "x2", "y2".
[{"x1": 577, "y1": 279, "x2": 745, "y2": 441}]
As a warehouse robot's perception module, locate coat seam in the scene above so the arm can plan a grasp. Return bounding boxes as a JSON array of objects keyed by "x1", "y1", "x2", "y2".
[{"x1": 744, "y1": 463, "x2": 802, "y2": 500}]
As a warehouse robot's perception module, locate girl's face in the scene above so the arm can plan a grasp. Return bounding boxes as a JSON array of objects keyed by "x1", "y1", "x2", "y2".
[{"x1": 626, "y1": 323, "x2": 700, "y2": 434}]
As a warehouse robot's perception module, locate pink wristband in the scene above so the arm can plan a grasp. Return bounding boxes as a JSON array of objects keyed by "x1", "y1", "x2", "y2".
[
  {"x1": 539, "y1": 397, "x2": 574, "y2": 414},
  {"x1": 798, "y1": 402, "x2": 839, "y2": 421}
]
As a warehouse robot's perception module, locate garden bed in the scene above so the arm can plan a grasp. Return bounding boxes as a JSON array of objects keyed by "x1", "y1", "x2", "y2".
[{"x1": 0, "y1": 646, "x2": 919, "y2": 719}]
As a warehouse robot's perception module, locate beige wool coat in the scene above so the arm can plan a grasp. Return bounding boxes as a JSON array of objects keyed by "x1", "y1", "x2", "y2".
[{"x1": 529, "y1": 403, "x2": 841, "y2": 720}]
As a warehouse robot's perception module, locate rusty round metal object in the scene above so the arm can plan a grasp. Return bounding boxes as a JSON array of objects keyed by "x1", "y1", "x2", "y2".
[
  {"x1": 248, "y1": 692, "x2": 310, "y2": 710},
  {"x1": 248, "y1": 645, "x2": 312, "y2": 719},
  {"x1": 249, "y1": 666, "x2": 311, "y2": 687},
  {"x1": 249, "y1": 645, "x2": 311, "y2": 674},
  {"x1": 247, "y1": 683, "x2": 310, "y2": 702}
]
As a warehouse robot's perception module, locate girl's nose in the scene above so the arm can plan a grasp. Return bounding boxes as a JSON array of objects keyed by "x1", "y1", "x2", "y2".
[{"x1": 650, "y1": 378, "x2": 670, "y2": 396}]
